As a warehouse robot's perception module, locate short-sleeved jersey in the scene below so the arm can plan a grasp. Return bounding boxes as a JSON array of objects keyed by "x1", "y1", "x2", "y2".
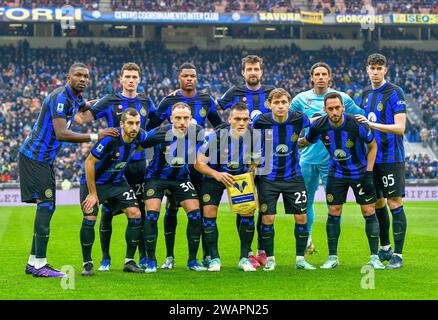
[
  {"x1": 150, "y1": 90, "x2": 222, "y2": 129},
  {"x1": 359, "y1": 81, "x2": 406, "y2": 164},
  {"x1": 144, "y1": 124, "x2": 204, "y2": 181},
  {"x1": 217, "y1": 84, "x2": 275, "y2": 120},
  {"x1": 253, "y1": 111, "x2": 310, "y2": 181},
  {"x1": 198, "y1": 124, "x2": 261, "y2": 177},
  {"x1": 81, "y1": 128, "x2": 149, "y2": 185},
  {"x1": 290, "y1": 88, "x2": 365, "y2": 165},
  {"x1": 89, "y1": 92, "x2": 156, "y2": 161},
  {"x1": 306, "y1": 114, "x2": 374, "y2": 179},
  {"x1": 20, "y1": 85, "x2": 86, "y2": 164}
]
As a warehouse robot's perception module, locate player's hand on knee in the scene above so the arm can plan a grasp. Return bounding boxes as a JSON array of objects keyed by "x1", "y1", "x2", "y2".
[
  {"x1": 98, "y1": 128, "x2": 119, "y2": 140},
  {"x1": 82, "y1": 194, "x2": 99, "y2": 213}
]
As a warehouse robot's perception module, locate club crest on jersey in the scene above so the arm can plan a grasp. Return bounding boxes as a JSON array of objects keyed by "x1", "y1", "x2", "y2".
[
  {"x1": 264, "y1": 100, "x2": 269, "y2": 108},
  {"x1": 327, "y1": 194, "x2": 334, "y2": 202},
  {"x1": 57, "y1": 103, "x2": 64, "y2": 113},
  {"x1": 203, "y1": 194, "x2": 211, "y2": 203},
  {"x1": 377, "y1": 102, "x2": 383, "y2": 111},
  {"x1": 291, "y1": 133, "x2": 298, "y2": 142},
  {"x1": 345, "y1": 140, "x2": 354, "y2": 148},
  {"x1": 140, "y1": 107, "x2": 147, "y2": 117},
  {"x1": 367, "y1": 112, "x2": 377, "y2": 123},
  {"x1": 233, "y1": 181, "x2": 248, "y2": 193},
  {"x1": 199, "y1": 108, "x2": 207, "y2": 117}
]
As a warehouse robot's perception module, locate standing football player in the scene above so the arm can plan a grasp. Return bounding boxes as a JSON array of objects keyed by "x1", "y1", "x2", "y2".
[
  {"x1": 290, "y1": 62, "x2": 364, "y2": 255},
  {"x1": 355, "y1": 53, "x2": 407, "y2": 269},
  {"x1": 217, "y1": 54, "x2": 275, "y2": 268},
  {"x1": 20, "y1": 63, "x2": 118, "y2": 277}
]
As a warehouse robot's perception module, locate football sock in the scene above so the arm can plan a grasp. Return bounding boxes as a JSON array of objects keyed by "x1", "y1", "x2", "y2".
[
  {"x1": 391, "y1": 206, "x2": 407, "y2": 255},
  {"x1": 186, "y1": 210, "x2": 202, "y2": 261},
  {"x1": 137, "y1": 206, "x2": 147, "y2": 260},
  {"x1": 295, "y1": 223, "x2": 309, "y2": 257},
  {"x1": 376, "y1": 206, "x2": 391, "y2": 247},
  {"x1": 256, "y1": 213, "x2": 264, "y2": 251},
  {"x1": 34, "y1": 201, "x2": 55, "y2": 259},
  {"x1": 144, "y1": 211, "x2": 160, "y2": 261},
  {"x1": 164, "y1": 208, "x2": 178, "y2": 258},
  {"x1": 326, "y1": 214, "x2": 341, "y2": 256},
  {"x1": 80, "y1": 218, "x2": 96, "y2": 263},
  {"x1": 99, "y1": 205, "x2": 113, "y2": 260},
  {"x1": 203, "y1": 217, "x2": 219, "y2": 259},
  {"x1": 260, "y1": 223, "x2": 275, "y2": 257},
  {"x1": 27, "y1": 255, "x2": 36, "y2": 266},
  {"x1": 201, "y1": 215, "x2": 209, "y2": 258},
  {"x1": 34, "y1": 258, "x2": 47, "y2": 269},
  {"x1": 238, "y1": 216, "x2": 255, "y2": 259},
  {"x1": 364, "y1": 214, "x2": 379, "y2": 255},
  {"x1": 126, "y1": 218, "x2": 142, "y2": 260}
]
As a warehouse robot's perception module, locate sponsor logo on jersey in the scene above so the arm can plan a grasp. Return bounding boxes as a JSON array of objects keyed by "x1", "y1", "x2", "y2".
[{"x1": 367, "y1": 112, "x2": 377, "y2": 123}]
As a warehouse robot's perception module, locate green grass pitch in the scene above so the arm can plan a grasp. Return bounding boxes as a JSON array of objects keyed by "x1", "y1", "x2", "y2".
[{"x1": 1, "y1": 202, "x2": 437, "y2": 300}]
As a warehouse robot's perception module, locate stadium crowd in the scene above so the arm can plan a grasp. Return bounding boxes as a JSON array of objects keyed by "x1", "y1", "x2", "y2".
[
  {"x1": 0, "y1": 40, "x2": 437, "y2": 184},
  {"x1": 4, "y1": 0, "x2": 438, "y2": 14}
]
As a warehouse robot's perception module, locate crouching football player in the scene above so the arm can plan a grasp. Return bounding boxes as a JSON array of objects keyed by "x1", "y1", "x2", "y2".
[
  {"x1": 80, "y1": 108, "x2": 157, "y2": 275},
  {"x1": 299, "y1": 92, "x2": 384, "y2": 269},
  {"x1": 195, "y1": 102, "x2": 261, "y2": 272}
]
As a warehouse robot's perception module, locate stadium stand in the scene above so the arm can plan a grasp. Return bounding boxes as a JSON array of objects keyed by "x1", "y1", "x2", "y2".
[
  {"x1": 0, "y1": 40, "x2": 437, "y2": 184},
  {"x1": 2, "y1": 0, "x2": 436, "y2": 14}
]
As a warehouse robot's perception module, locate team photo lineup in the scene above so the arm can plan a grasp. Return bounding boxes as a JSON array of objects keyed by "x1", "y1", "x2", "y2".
[
  {"x1": 19, "y1": 52, "x2": 408, "y2": 276},
  {"x1": 1, "y1": 1, "x2": 438, "y2": 303}
]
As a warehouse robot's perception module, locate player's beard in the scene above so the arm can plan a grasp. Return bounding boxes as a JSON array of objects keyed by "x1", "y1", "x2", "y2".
[{"x1": 246, "y1": 76, "x2": 260, "y2": 87}]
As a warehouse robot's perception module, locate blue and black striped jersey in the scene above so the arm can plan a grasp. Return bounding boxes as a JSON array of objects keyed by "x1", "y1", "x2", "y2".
[
  {"x1": 145, "y1": 124, "x2": 205, "y2": 181},
  {"x1": 198, "y1": 124, "x2": 261, "y2": 176},
  {"x1": 306, "y1": 114, "x2": 374, "y2": 179},
  {"x1": 81, "y1": 128, "x2": 150, "y2": 185},
  {"x1": 359, "y1": 82, "x2": 406, "y2": 164},
  {"x1": 217, "y1": 84, "x2": 275, "y2": 120},
  {"x1": 149, "y1": 90, "x2": 222, "y2": 129},
  {"x1": 253, "y1": 111, "x2": 310, "y2": 181},
  {"x1": 20, "y1": 85, "x2": 86, "y2": 164},
  {"x1": 89, "y1": 92, "x2": 156, "y2": 161}
]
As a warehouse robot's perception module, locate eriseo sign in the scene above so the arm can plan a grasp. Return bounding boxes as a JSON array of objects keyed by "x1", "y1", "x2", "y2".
[{"x1": 0, "y1": 6, "x2": 82, "y2": 22}]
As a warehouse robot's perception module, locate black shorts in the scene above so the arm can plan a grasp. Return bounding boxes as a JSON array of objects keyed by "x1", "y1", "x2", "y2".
[
  {"x1": 124, "y1": 159, "x2": 146, "y2": 201},
  {"x1": 19, "y1": 153, "x2": 55, "y2": 203},
  {"x1": 143, "y1": 179, "x2": 199, "y2": 205},
  {"x1": 80, "y1": 181, "x2": 139, "y2": 216},
  {"x1": 326, "y1": 176, "x2": 376, "y2": 205},
  {"x1": 200, "y1": 178, "x2": 226, "y2": 207},
  {"x1": 373, "y1": 163, "x2": 405, "y2": 199},
  {"x1": 257, "y1": 176, "x2": 307, "y2": 215},
  {"x1": 165, "y1": 167, "x2": 202, "y2": 209}
]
